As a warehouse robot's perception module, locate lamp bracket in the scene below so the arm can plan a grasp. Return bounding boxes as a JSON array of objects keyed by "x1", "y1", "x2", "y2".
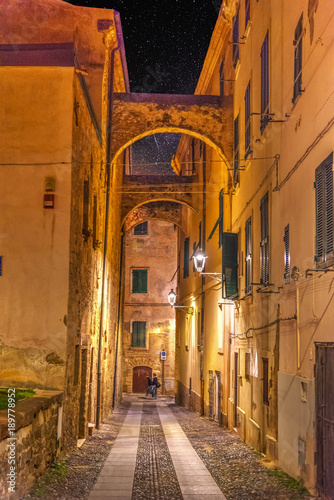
[{"x1": 200, "y1": 273, "x2": 222, "y2": 283}]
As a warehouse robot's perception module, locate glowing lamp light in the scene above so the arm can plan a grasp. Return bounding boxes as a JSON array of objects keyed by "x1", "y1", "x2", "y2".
[
  {"x1": 168, "y1": 289, "x2": 177, "y2": 306},
  {"x1": 193, "y1": 251, "x2": 207, "y2": 273}
]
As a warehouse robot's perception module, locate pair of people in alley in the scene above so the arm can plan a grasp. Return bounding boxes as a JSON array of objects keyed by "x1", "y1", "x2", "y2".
[{"x1": 146, "y1": 373, "x2": 160, "y2": 398}]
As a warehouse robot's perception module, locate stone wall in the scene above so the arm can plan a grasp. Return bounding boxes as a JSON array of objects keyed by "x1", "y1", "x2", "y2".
[{"x1": 0, "y1": 391, "x2": 64, "y2": 500}]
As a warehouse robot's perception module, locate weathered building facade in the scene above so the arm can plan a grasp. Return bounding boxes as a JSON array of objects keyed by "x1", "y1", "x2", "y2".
[
  {"x1": 0, "y1": 1, "x2": 129, "y2": 495},
  {"x1": 174, "y1": 0, "x2": 334, "y2": 496},
  {"x1": 122, "y1": 220, "x2": 177, "y2": 396}
]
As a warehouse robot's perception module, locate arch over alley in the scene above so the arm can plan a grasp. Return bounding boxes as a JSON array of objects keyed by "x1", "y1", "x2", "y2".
[{"x1": 111, "y1": 92, "x2": 233, "y2": 165}]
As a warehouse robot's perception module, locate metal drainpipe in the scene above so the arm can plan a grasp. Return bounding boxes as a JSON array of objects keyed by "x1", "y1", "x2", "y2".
[
  {"x1": 112, "y1": 229, "x2": 124, "y2": 408},
  {"x1": 96, "y1": 44, "x2": 117, "y2": 430},
  {"x1": 200, "y1": 144, "x2": 206, "y2": 416}
]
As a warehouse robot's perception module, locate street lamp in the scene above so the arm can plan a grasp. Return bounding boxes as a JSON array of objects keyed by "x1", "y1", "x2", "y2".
[
  {"x1": 193, "y1": 249, "x2": 223, "y2": 283},
  {"x1": 193, "y1": 251, "x2": 207, "y2": 273},
  {"x1": 168, "y1": 289, "x2": 194, "y2": 314}
]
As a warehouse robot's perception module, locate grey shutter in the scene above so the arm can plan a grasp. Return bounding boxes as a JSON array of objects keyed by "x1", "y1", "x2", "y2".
[
  {"x1": 245, "y1": 217, "x2": 252, "y2": 294},
  {"x1": 260, "y1": 192, "x2": 269, "y2": 285},
  {"x1": 284, "y1": 224, "x2": 290, "y2": 283},
  {"x1": 244, "y1": 82, "x2": 251, "y2": 158},
  {"x1": 234, "y1": 115, "x2": 240, "y2": 183},
  {"x1": 261, "y1": 32, "x2": 269, "y2": 133},
  {"x1": 262, "y1": 358, "x2": 269, "y2": 405},
  {"x1": 293, "y1": 15, "x2": 303, "y2": 103},
  {"x1": 232, "y1": 11, "x2": 239, "y2": 68},
  {"x1": 245, "y1": 0, "x2": 250, "y2": 28},
  {"x1": 315, "y1": 153, "x2": 334, "y2": 265},
  {"x1": 222, "y1": 232, "x2": 238, "y2": 298}
]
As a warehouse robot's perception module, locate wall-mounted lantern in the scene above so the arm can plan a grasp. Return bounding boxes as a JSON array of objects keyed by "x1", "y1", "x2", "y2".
[{"x1": 168, "y1": 289, "x2": 194, "y2": 315}]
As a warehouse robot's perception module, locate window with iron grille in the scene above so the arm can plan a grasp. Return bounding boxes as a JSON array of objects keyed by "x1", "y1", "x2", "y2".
[
  {"x1": 131, "y1": 321, "x2": 146, "y2": 347},
  {"x1": 262, "y1": 358, "x2": 269, "y2": 405},
  {"x1": 184, "y1": 237, "x2": 190, "y2": 278},
  {"x1": 315, "y1": 153, "x2": 334, "y2": 267},
  {"x1": 260, "y1": 31, "x2": 269, "y2": 134},
  {"x1": 245, "y1": 216, "x2": 252, "y2": 294},
  {"x1": 219, "y1": 60, "x2": 224, "y2": 96},
  {"x1": 232, "y1": 11, "x2": 239, "y2": 68},
  {"x1": 293, "y1": 14, "x2": 303, "y2": 104},
  {"x1": 244, "y1": 81, "x2": 251, "y2": 158},
  {"x1": 234, "y1": 115, "x2": 240, "y2": 184},
  {"x1": 260, "y1": 192, "x2": 269, "y2": 285},
  {"x1": 245, "y1": 0, "x2": 250, "y2": 29},
  {"x1": 134, "y1": 222, "x2": 148, "y2": 235},
  {"x1": 132, "y1": 269, "x2": 148, "y2": 293},
  {"x1": 284, "y1": 224, "x2": 290, "y2": 283}
]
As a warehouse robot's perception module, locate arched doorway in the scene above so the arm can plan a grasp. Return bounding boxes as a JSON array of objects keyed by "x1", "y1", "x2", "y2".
[{"x1": 132, "y1": 366, "x2": 152, "y2": 393}]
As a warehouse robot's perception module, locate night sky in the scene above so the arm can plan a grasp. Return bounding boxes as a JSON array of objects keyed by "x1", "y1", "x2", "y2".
[{"x1": 64, "y1": 0, "x2": 219, "y2": 173}]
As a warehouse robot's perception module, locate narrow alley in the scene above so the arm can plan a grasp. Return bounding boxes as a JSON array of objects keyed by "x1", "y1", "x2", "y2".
[{"x1": 26, "y1": 395, "x2": 313, "y2": 500}]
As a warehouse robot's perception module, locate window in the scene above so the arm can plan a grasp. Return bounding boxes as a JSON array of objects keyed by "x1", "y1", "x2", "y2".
[
  {"x1": 222, "y1": 232, "x2": 238, "y2": 298},
  {"x1": 260, "y1": 31, "x2": 269, "y2": 133},
  {"x1": 245, "y1": 352, "x2": 250, "y2": 380},
  {"x1": 219, "y1": 60, "x2": 225, "y2": 96},
  {"x1": 245, "y1": 216, "x2": 252, "y2": 294},
  {"x1": 284, "y1": 224, "x2": 290, "y2": 283},
  {"x1": 262, "y1": 358, "x2": 269, "y2": 405},
  {"x1": 134, "y1": 222, "x2": 148, "y2": 235},
  {"x1": 315, "y1": 153, "x2": 334, "y2": 267},
  {"x1": 234, "y1": 115, "x2": 240, "y2": 183},
  {"x1": 244, "y1": 81, "x2": 251, "y2": 158},
  {"x1": 184, "y1": 237, "x2": 190, "y2": 278},
  {"x1": 132, "y1": 269, "x2": 148, "y2": 293},
  {"x1": 245, "y1": 0, "x2": 250, "y2": 29},
  {"x1": 232, "y1": 11, "x2": 239, "y2": 68},
  {"x1": 293, "y1": 14, "x2": 303, "y2": 104},
  {"x1": 131, "y1": 321, "x2": 146, "y2": 347},
  {"x1": 260, "y1": 192, "x2": 269, "y2": 285}
]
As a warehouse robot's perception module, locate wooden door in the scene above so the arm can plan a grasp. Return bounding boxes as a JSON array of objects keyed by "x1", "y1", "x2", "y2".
[
  {"x1": 132, "y1": 366, "x2": 152, "y2": 393},
  {"x1": 315, "y1": 343, "x2": 334, "y2": 500}
]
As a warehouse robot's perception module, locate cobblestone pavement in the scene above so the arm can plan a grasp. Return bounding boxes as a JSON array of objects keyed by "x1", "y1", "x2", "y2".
[{"x1": 26, "y1": 395, "x2": 314, "y2": 500}]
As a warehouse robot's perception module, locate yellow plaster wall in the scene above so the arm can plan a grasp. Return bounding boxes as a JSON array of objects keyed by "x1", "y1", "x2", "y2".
[{"x1": 0, "y1": 67, "x2": 74, "y2": 389}]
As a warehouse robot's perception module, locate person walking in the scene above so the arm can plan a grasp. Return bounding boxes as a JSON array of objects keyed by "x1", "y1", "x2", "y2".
[
  {"x1": 146, "y1": 375, "x2": 154, "y2": 397},
  {"x1": 152, "y1": 373, "x2": 160, "y2": 399}
]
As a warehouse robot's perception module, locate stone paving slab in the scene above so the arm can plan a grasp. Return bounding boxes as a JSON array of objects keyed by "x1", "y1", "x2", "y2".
[
  {"x1": 158, "y1": 404, "x2": 227, "y2": 499},
  {"x1": 88, "y1": 403, "x2": 142, "y2": 500}
]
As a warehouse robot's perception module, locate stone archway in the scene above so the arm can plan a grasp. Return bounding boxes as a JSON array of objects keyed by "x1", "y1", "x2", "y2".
[
  {"x1": 123, "y1": 201, "x2": 186, "y2": 234},
  {"x1": 111, "y1": 93, "x2": 233, "y2": 165}
]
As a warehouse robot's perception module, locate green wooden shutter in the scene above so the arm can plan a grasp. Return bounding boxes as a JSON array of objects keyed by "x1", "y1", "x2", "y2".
[
  {"x1": 132, "y1": 321, "x2": 146, "y2": 347},
  {"x1": 132, "y1": 270, "x2": 147, "y2": 293},
  {"x1": 219, "y1": 190, "x2": 224, "y2": 248},
  {"x1": 234, "y1": 115, "x2": 240, "y2": 183},
  {"x1": 222, "y1": 232, "x2": 238, "y2": 298}
]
